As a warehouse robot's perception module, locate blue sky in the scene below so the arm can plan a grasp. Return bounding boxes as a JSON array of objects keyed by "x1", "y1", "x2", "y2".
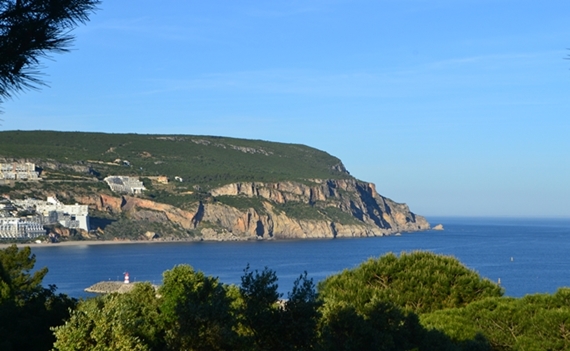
[{"x1": 2, "y1": 1, "x2": 569, "y2": 217}]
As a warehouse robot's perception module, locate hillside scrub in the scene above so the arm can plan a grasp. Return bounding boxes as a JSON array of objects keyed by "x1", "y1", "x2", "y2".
[{"x1": 0, "y1": 131, "x2": 351, "y2": 187}]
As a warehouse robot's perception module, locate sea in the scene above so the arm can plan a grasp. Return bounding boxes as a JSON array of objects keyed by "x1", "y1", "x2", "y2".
[{"x1": 29, "y1": 217, "x2": 570, "y2": 299}]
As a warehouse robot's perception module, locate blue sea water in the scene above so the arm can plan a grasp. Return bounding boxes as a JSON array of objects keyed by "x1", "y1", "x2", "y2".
[{"x1": 30, "y1": 217, "x2": 570, "y2": 299}]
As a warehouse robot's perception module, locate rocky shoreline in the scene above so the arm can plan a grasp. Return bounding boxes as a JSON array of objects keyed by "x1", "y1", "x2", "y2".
[{"x1": 0, "y1": 226, "x2": 437, "y2": 250}]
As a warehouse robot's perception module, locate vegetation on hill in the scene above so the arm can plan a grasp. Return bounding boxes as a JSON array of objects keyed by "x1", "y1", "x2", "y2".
[
  {"x1": 0, "y1": 131, "x2": 429, "y2": 242},
  {"x1": 0, "y1": 131, "x2": 351, "y2": 188}
]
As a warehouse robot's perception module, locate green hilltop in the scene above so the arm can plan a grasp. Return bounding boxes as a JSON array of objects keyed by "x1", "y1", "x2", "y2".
[
  {"x1": 0, "y1": 130, "x2": 429, "y2": 242},
  {"x1": 0, "y1": 130, "x2": 351, "y2": 187}
]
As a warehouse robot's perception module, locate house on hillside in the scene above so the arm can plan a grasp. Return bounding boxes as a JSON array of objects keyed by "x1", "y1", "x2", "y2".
[
  {"x1": 104, "y1": 176, "x2": 146, "y2": 195},
  {"x1": 148, "y1": 175, "x2": 169, "y2": 184},
  {"x1": 0, "y1": 162, "x2": 40, "y2": 181}
]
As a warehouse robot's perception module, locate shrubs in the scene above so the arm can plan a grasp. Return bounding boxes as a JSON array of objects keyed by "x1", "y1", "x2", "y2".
[
  {"x1": 8, "y1": 249, "x2": 568, "y2": 350},
  {"x1": 51, "y1": 252, "x2": 499, "y2": 351}
]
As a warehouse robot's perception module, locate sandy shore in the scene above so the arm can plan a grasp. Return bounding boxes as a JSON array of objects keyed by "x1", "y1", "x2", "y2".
[{"x1": 0, "y1": 239, "x2": 187, "y2": 249}]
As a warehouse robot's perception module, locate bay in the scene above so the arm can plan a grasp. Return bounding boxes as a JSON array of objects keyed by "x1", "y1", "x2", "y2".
[{"x1": 30, "y1": 217, "x2": 570, "y2": 299}]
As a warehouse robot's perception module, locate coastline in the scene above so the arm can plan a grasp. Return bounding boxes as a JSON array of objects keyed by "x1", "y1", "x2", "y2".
[
  {"x1": 0, "y1": 226, "x2": 436, "y2": 250},
  {"x1": 0, "y1": 239, "x2": 181, "y2": 250}
]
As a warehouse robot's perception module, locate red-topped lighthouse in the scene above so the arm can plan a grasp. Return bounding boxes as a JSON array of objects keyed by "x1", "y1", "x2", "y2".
[{"x1": 124, "y1": 272, "x2": 130, "y2": 284}]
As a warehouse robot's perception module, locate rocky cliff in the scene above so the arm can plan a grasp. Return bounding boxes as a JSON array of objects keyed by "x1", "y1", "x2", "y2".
[
  {"x1": 79, "y1": 178, "x2": 429, "y2": 241},
  {"x1": 0, "y1": 131, "x2": 429, "y2": 242}
]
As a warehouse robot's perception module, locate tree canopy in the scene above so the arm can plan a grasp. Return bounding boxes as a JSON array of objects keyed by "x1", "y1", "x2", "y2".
[
  {"x1": 0, "y1": 0, "x2": 99, "y2": 105},
  {"x1": 0, "y1": 245, "x2": 76, "y2": 351},
  {"x1": 318, "y1": 251, "x2": 504, "y2": 315},
  {"x1": 421, "y1": 288, "x2": 570, "y2": 351}
]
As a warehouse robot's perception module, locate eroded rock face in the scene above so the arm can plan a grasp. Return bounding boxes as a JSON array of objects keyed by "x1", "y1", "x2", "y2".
[
  {"x1": 84, "y1": 179, "x2": 429, "y2": 241},
  {"x1": 209, "y1": 179, "x2": 429, "y2": 235}
]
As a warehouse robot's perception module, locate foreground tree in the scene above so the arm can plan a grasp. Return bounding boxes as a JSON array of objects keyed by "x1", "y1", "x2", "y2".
[
  {"x1": 53, "y1": 283, "x2": 161, "y2": 351},
  {"x1": 159, "y1": 264, "x2": 238, "y2": 351},
  {"x1": 238, "y1": 267, "x2": 321, "y2": 351},
  {"x1": 422, "y1": 288, "x2": 570, "y2": 351},
  {"x1": 318, "y1": 251, "x2": 503, "y2": 316},
  {"x1": 0, "y1": 245, "x2": 76, "y2": 351},
  {"x1": 0, "y1": 0, "x2": 100, "y2": 105},
  {"x1": 51, "y1": 255, "x2": 502, "y2": 351}
]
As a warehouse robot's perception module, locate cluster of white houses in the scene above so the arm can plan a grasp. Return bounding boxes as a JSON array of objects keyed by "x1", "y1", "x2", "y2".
[
  {"x1": 0, "y1": 160, "x2": 158, "y2": 239},
  {"x1": 0, "y1": 197, "x2": 89, "y2": 239},
  {"x1": 0, "y1": 162, "x2": 40, "y2": 181}
]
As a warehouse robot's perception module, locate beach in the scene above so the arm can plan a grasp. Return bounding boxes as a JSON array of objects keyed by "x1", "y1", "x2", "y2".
[{"x1": 0, "y1": 239, "x2": 174, "y2": 250}]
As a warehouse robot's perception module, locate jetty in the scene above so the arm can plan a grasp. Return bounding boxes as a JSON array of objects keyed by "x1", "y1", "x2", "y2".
[
  {"x1": 84, "y1": 281, "x2": 160, "y2": 294},
  {"x1": 85, "y1": 281, "x2": 137, "y2": 294},
  {"x1": 85, "y1": 273, "x2": 158, "y2": 294}
]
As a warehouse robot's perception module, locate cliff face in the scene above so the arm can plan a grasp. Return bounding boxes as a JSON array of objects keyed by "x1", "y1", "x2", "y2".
[{"x1": 80, "y1": 178, "x2": 429, "y2": 241}]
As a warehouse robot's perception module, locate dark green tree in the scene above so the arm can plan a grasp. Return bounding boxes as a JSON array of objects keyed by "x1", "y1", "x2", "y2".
[
  {"x1": 159, "y1": 264, "x2": 238, "y2": 351},
  {"x1": 238, "y1": 267, "x2": 322, "y2": 351},
  {"x1": 281, "y1": 272, "x2": 321, "y2": 350},
  {"x1": 239, "y1": 265, "x2": 283, "y2": 351},
  {"x1": 53, "y1": 283, "x2": 161, "y2": 351},
  {"x1": 421, "y1": 288, "x2": 570, "y2": 351},
  {"x1": 0, "y1": 0, "x2": 99, "y2": 106},
  {"x1": 318, "y1": 251, "x2": 503, "y2": 316},
  {"x1": 0, "y1": 244, "x2": 47, "y2": 302},
  {"x1": 0, "y1": 245, "x2": 76, "y2": 351},
  {"x1": 318, "y1": 300, "x2": 414, "y2": 351}
]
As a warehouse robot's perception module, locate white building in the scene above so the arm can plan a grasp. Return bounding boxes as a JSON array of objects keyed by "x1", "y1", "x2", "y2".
[
  {"x1": 12, "y1": 197, "x2": 90, "y2": 231},
  {"x1": 0, "y1": 217, "x2": 45, "y2": 239},
  {"x1": 0, "y1": 162, "x2": 40, "y2": 180},
  {"x1": 104, "y1": 176, "x2": 146, "y2": 194}
]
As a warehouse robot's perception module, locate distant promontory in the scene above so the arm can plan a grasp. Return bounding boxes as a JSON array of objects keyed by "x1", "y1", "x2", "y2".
[{"x1": 0, "y1": 131, "x2": 429, "y2": 242}]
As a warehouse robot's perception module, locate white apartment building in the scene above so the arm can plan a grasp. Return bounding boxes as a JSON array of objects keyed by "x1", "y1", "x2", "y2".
[
  {"x1": 0, "y1": 217, "x2": 45, "y2": 239},
  {"x1": 104, "y1": 176, "x2": 146, "y2": 194},
  {"x1": 0, "y1": 162, "x2": 40, "y2": 180},
  {"x1": 12, "y1": 197, "x2": 90, "y2": 231}
]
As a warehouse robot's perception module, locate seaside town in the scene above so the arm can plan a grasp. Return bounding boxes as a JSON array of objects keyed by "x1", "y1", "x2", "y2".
[{"x1": 0, "y1": 161, "x2": 149, "y2": 240}]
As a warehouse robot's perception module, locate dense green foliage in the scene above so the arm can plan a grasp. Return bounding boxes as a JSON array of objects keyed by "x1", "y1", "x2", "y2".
[
  {"x1": 0, "y1": 131, "x2": 350, "y2": 187},
  {"x1": 422, "y1": 289, "x2": 570, "y2": 351},
  {"x1": 53, "y1": 283, "x2": 161, "y2": 351},
  {"x1": 159, "y1": 265, "x2": 238, "y2": 350},
  {"x1": 5, "y1": 248, "x2": 569, "y2": 350},
  {"x1": 53, "y1": 264, "x2": 324, "y2": 351},
  {"x1": 0, "y1": 245, "x2": 76, "y2": 351},
  {"x1": 214, "y1": 195, "x2": 268, "y2": 213},
  {"x1": 51, "y1": 254, "x2": 500, "y2": 351},
  {"x1": 318, "y1": 251, "x2": 504, "y2": 315}
]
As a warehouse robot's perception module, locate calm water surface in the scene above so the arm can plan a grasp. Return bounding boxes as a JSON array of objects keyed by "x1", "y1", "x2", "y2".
[{"x1": 31, "y1": 217, "x2": 570, "y2": 298}]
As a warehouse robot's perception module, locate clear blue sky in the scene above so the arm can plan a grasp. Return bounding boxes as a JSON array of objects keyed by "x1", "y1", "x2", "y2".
[{"x1": 2, "y1": 1, "x2": 569, "y2": 217}]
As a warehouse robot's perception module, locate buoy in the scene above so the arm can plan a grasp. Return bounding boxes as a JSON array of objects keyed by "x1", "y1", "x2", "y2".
[{"x1": 124, "y1": 272, "x2": 130, "y2": 284}]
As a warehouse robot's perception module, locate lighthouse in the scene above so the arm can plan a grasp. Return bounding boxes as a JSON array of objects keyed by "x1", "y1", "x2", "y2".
[{"x1": 124, "y1": 272, "x2": 130, "y2": 284}]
